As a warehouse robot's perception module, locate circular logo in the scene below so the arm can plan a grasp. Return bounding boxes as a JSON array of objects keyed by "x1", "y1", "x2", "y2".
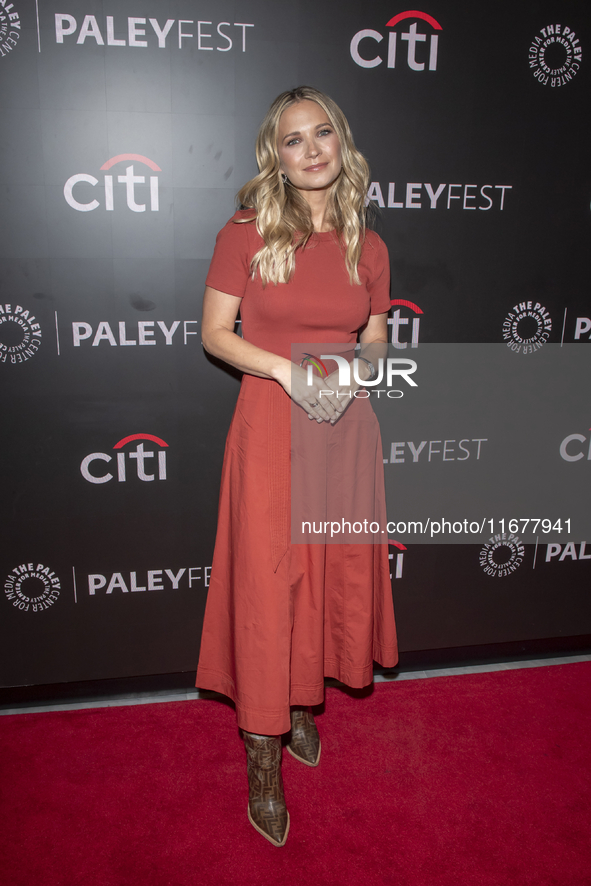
[
  {"x1": 4, "y1": 564, "x2": 61, "y2": 613},
  {"x1": 529, "y1": 25, "x2": 582, "y2": 87},
  {"x1": 502, "y1": 301, "x2": 552, "y2": 353},
  {"x1": 479, "y1": 535, "x2": 525, "y2": 578},
  {"x1": 0, "y1": 3, "x2": 21, "y2": 57},
  {"x1": 0, "y1": 305, "x2": 42, "y2": 364}
]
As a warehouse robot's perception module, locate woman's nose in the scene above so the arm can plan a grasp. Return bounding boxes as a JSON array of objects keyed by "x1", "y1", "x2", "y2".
[{"x1": 305, "y1": 139, "x2": 321, "y2": 158}]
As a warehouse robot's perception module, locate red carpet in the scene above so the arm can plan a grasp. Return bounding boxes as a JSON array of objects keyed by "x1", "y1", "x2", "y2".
[{"x1": 1, "y1": 662, "x2": 591, "y2": 886}]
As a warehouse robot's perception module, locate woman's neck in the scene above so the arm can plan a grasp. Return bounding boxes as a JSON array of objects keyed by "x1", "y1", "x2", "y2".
[
  {"x1": 302, "y1": 190, "x2": 333, "y2": 232},
  {"x1": 312, "y1": 217, "x2": 333, "y2": 233}
]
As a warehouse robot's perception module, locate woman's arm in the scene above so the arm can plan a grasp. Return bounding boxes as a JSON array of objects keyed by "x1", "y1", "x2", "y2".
[
  {"x1": 315, "y1": 312, "x2": 389, "y2": 423},
  {"x1": 358, "y1": 312, "x2": 389, "y2": 373},
  {"x1": 359, "y1": 311, "x2": 388, "y2": 345},
  {"x1": 322, "y1": 312, "x2": 389, "y2": 399},
  {"x1": 202, "y1": 285, "x2": 290, "y2": 381},
  {"x1": 202, "y1": 286, "x2": 343, "y2": 422}
]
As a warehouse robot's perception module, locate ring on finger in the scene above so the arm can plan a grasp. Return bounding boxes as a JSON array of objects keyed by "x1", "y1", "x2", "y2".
[{"x1": 310, "y1": 401, "x2": 319, "y2": 407}]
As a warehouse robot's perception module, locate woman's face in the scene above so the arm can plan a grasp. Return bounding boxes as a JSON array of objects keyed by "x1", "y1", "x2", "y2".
[{"x1": 277, "y1": 100, "x2": 342, "y2": 194}]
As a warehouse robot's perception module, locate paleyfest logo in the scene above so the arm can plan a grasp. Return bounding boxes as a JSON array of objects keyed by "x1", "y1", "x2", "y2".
[
  {"x1": 4, "y1": 564, "x2": 61, "y2": 613},
  {"x1": 54, "y1": 14, "x2": 253, "y2": 51},
  {"x1": 529, "y1": 23, "x2": 582, "y2": 87},
  {"x1": 0, "y1": 1, "x2": 21, "y2": 58},
  {"x1": 64, "y1": 154, "x2": 161, "y2": 213},
  {"x1": 0, "y1": 304, "x2": 42, "y2": 364},
  {"x1": 80, "y1": 433, "x2": 169, "y2": 484},
  {"x1": 543, "y1": 542, "x2": 591, "y2": 565},
  {"x1": 351, "y1": 9, "x2": 441, "y2": 71},
  {"x1": 85, "y1": 566, "x2": 210, "y2": 595},
  {"x1": 368, "y1": 182, "x2": 512, "y2": 212},
  {"x1": 69, "y1": 318, "x2": 198, "y2": 349}
]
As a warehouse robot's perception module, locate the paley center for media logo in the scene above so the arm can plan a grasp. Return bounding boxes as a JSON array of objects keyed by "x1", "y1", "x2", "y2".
[
  {"x1": 529, "y1": 23, "x2": 582, "y2": 87},
  {"x1": 502, "y1": 301, "x2": 552, "y2": 354},
  {"x1": 0, "y1": 1, "x2": 21, "y2": 58},
  {"x1": 0, "y1": 304, "x2": 42, "y2": 363},
  {"x1": 479, "y1": 533, "x2": 525, "y2": 578},
  {"x1": 4, "y1": 563, "x2": 61, "y2": 613}
]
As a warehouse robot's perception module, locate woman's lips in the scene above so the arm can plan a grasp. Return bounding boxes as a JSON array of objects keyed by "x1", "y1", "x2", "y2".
[{"x1": 304, "y1": 162, "x2": 328, "y2": 172}]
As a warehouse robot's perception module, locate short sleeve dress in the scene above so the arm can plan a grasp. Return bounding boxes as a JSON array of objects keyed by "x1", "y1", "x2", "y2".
[{"x1": 195, "y1": 211, "x2": 398, "y2": 735}]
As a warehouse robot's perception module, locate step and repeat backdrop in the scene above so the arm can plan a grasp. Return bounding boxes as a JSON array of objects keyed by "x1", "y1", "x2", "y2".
[{"x1": 1, "y1": 0, "x2": 589, "y2": 687}]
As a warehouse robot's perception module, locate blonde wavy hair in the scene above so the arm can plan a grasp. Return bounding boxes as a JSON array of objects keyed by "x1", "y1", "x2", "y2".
[{"x1": 236, "y1": 86, "x2": 373, "y2": 286}]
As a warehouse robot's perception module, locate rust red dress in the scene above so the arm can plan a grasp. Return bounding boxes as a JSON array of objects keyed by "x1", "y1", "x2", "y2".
[{"x1": 195, "y1": 211, "x2": 398, "y2": 734}]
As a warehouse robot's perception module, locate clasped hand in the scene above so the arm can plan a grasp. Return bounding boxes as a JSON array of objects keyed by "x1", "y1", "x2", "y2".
[{"x1": 287, "y1": 364, "x2": 361, "y2": 424}]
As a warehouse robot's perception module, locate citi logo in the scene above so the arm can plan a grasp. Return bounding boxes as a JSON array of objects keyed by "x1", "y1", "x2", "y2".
[
  {"x1": 560, "y1": 429, "x2": 591, "y2": 462},
  {"x1": 388, "y1": 539, "x2": 406, "y2": 579},
  {"x1": 390, "y1": 299, "x2": 422, "y2": 348},
  {"x1": 80, "y1": 434, "x2": 168, "y2": 484},
  {"x1": 64, "y1": 154, "x2": 161, "y2": 213},
  {"x1": 350, "y1": 10, "x2": 441, "y2": 71}
]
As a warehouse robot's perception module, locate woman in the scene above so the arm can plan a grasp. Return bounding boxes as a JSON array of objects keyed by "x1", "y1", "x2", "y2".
[{"x1": 195, "y1": 86, "x2": 398, "y2": 846}]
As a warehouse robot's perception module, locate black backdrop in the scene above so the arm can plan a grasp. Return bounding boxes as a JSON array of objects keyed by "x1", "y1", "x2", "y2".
[{"x1": 1, "y1": 0, "x2": 589, "y2": 688}]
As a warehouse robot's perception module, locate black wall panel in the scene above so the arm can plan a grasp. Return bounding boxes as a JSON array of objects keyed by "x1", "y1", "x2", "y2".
[{"x1": 1, "y1": 0, "x2": 589, "y2": 686}]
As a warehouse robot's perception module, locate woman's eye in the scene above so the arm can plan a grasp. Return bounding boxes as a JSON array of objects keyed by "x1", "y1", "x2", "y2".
[
  {"x1": 286, "y1": 138, "x2": 300, "y2": 146},
  {"x1": 318, "y1": 129, "x2": 332, "y2": 137}
]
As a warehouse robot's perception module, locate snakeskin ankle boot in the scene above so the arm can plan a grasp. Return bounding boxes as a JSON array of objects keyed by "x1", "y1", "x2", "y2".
[
  {"x1": 243, "y1": 733, "x2": 290, "y2": 847},
  {"x1": 286, "y1": 707, "x2": 321, "y2": 767}
]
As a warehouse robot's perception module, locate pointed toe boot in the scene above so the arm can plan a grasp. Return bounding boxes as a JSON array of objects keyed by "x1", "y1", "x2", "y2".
[
  {"x1": 286, "y1": 707, "x2": 321, "y2": 767},
  {"x1": 243, "y1": 733, "x2": 290, "y2": 847}
]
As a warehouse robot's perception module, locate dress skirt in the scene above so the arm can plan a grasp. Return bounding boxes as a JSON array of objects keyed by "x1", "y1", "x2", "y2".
[{"x1": 196, "y1": 374, "x2": 398, "y2": 735}]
